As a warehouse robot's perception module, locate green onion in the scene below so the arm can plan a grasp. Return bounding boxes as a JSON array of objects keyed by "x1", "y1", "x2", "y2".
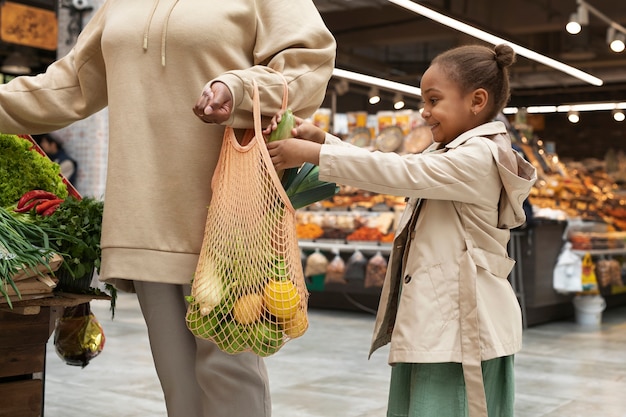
[{"x1": 0, "y1": 207, "x2": 59, "y2": 307}]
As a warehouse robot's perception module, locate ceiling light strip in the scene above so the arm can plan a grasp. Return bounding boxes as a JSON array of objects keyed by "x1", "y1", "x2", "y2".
[
  {"x1": 332, "y1": 68, "x2": 422, "y2": 97},
  {"x1": 388, "y1": 0, "x2": 603, "y2": 87},
  {"x1": 503, "y1": 102, "x2": 626, "y2": 114}
]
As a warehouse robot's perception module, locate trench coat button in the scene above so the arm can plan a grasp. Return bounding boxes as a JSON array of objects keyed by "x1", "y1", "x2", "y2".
[{"x1": 404, "y1": 274, "x2": 412, "y2": 284}]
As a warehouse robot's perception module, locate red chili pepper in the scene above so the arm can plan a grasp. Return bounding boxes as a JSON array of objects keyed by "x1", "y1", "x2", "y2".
[
  {"x1": 35, "y1": 198, "x2": 64, "y2": 215},
  {"x1": 14, "y1": 198, "x2": 52, "y2": 213},
  {"x1": 16, "y1": 190, "x2": 59, "y2": 209},
  {"x1": 41, "y1": 202, "x2": 62, "y2": 216}
]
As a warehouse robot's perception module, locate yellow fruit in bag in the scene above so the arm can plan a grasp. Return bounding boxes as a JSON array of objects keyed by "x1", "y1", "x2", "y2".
[
  {"x1": 233, "y1": 293, "x2": 264, "y2": 324},
  {"x1": 264, "y1": 279, "x2": 301, "y2": 320},
  {"x1": 283, "y1": 308, "x2": 308, "y2": 338}
]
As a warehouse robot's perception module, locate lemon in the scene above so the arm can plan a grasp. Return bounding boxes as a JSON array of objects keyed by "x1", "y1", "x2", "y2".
[
  {"x1": 283, "y1": 308, "x2": 308, "y2": 339},
  {"x1": 263, "y1": 279, "x2": 301, "y2": 320},
  {"x1": 233, "y1": 293, "x2": 264, "y2": 325}
]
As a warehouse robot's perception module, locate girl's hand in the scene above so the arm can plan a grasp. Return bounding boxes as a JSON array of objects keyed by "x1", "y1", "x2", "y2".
[
  {"x1": 263, "y1": 112, "x2": 326, "y2": 144},
  {"x1": 267, "y1": 139, "x2": 321, "y2": 171},
  {"x1": 193, "y1": 81, "x2": 233, "y2": 124},
  {"x1": 263, "y1": 109, "x2": 289, "y2": 136}
]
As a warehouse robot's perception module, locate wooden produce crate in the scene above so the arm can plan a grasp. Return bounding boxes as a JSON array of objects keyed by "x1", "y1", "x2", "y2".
[
  {"x1": 1, "y1": 254, "x2": 62, "y2": 308},
  {"x1": 0, "y1": 306, "x2": 52, "y2": 417},
  {"x1": 0, "y1": 254, "x2": 98, "y2": 417}
]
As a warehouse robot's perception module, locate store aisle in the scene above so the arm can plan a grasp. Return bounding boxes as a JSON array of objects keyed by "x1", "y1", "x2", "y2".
[{"x1": 44, "y1": 293, "x2": 626, "y2": 417}]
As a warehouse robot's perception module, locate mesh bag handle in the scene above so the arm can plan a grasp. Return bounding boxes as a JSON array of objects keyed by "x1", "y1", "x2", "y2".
[{"x1": 187, "y1": 79, "x2": 308, "y2": 357}]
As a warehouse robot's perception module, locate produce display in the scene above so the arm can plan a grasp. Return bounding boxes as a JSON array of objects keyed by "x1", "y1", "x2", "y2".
[
  {"x1": 522, "y1": 143, "x2": 626, "y2": 231},
  {"x1": 0, "y1": 133, "x2": 110, "y2": 307},
  {"x1": 296, "y1": 204, "x2": 399, "y2": 243},
  {"x1": 0, "y1": 133, "x2": 68, "y2": 208}
]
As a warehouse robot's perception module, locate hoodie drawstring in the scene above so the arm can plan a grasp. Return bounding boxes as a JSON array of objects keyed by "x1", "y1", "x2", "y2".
[
  {"x1": 142, "y1": 0, "x2": 180, "y2": 67},
  {"x1": 142, "y1": 0, "x2": 159, "y2": 51},
  {"x1": 161, "y1": 0, "x2": 179, "y2": 66}
]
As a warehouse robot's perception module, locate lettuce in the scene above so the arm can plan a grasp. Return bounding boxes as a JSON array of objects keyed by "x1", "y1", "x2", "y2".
[{"x1": 0, "y1": 133, "x2": 68, "y2": 207}]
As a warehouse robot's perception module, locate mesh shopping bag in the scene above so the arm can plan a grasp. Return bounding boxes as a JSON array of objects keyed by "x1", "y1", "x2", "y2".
[{"x1": 186, "y1": 79, "x2": 308, "y2": 357}]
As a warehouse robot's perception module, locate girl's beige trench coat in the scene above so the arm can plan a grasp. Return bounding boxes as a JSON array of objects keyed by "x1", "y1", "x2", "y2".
[{"x1": 318, "y1": 121, "x2": 537, "y2": 417}]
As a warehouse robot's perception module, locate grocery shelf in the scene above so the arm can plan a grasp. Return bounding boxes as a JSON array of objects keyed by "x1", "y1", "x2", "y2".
[
  {"x1": 299, "y1": 240, "x2": 392, "y2": 254},
  {"x1": 572, "y1": 248, "x2": 626, "y2": 257}
]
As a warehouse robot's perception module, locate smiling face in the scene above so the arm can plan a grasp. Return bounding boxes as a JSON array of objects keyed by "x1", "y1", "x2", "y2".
[{"x1": 420, "y1": 63, "x2": 486, "y2": 145}]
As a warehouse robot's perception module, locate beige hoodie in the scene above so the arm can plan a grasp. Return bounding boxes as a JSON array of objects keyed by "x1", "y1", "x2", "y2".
[{"x1": 0, "y1": 0, "x2": 336, "y2": 291}]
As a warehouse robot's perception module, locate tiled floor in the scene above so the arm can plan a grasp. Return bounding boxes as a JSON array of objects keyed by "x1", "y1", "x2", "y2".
[{"x1": 43, "y1": 293, "x2": 626, "y2": 417}]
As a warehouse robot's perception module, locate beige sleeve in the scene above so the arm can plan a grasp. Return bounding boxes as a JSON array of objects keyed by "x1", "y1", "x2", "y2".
[
  {"x1": 0, "y1": 2, "x2": 110, "y2": 135},
  {"x1": 212, "y1": 0, "x2": 336, "y2": 129}
]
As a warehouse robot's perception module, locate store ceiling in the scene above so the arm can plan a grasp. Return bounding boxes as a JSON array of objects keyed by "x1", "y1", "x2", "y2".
[
  {"x1": 314, "y1": 0, "x2": 626, "y2": 109},
  {"x1": 2, "y1": 0, "x2": 625, "y2": 112}
]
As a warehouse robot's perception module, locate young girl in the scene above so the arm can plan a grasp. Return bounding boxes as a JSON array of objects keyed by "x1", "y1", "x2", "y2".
[{"x1": 265, "y1": 44, "x2": 537, "y2": 417}]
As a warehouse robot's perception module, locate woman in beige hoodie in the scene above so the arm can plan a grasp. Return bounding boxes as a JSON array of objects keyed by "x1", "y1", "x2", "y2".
[
  {"x1": 267, "y1": 44, "x2": 537, "y2": 417},
  {"x1": 0, "y1": 1, "x2": 335, "y2": 416}
]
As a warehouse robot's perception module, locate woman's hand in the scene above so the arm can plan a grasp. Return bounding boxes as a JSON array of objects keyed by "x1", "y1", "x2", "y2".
[
  {"x1": 267, "y1": 139, "x2": 321, "y2": 171},
  {"x1": 193, "y1": 81, "x2": 233, "y2": 124}
]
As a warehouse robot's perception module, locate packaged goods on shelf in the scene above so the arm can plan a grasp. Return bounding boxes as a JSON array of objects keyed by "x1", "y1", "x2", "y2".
[
  {"x1": 345, "y1": 250, "x2": 367, "y2": 282},
  {"x1": 365, "y1": 251, "x2": 387, "y2": 288},
  {"x1": 325, "y1": 251, "x2": 346, "y2": 284},
  {"x1": 595, "y1": 259, "x2": 624, "y2": 288},
  {"x1": 304, "y1": 249, "x2": 329, "y2": 278}
]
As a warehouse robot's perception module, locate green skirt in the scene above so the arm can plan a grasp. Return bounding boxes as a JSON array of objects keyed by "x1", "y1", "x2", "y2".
[{"x1": 387, "y1": 356, "x2": 515, "y2": 417}]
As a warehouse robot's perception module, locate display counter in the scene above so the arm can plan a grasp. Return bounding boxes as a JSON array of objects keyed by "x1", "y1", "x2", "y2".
[
  {"x1": 302, "y1": 218, "x2": 626, "y2": 326},
  {"x1": 516, "y1": 220, "x2": 576, "y2": 325}
]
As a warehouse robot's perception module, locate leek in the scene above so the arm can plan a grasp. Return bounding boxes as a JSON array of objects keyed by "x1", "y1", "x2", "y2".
[
  {"x1": 266, "y1": 109, "x2": 339, "y2": 209},
  {"x1": 283, "y1": 163, "x2": 339, "y2": 210}
]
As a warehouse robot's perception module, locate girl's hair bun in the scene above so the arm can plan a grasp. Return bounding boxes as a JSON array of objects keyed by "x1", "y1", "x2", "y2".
[{"x1": 494, "y1": 44, "x2": 516, "y2": 69}]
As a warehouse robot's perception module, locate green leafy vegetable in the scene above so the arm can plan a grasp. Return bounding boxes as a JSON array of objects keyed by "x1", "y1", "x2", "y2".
[
  {"x1": 0, "y1": 133, "x2": 68, "y2": 208},
  {"x1": 33, "y1": 196, "x2": 104, "y2": 283},
  {"x1": 25, "y1": 196, "x2": 116, "y2": 317}
]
